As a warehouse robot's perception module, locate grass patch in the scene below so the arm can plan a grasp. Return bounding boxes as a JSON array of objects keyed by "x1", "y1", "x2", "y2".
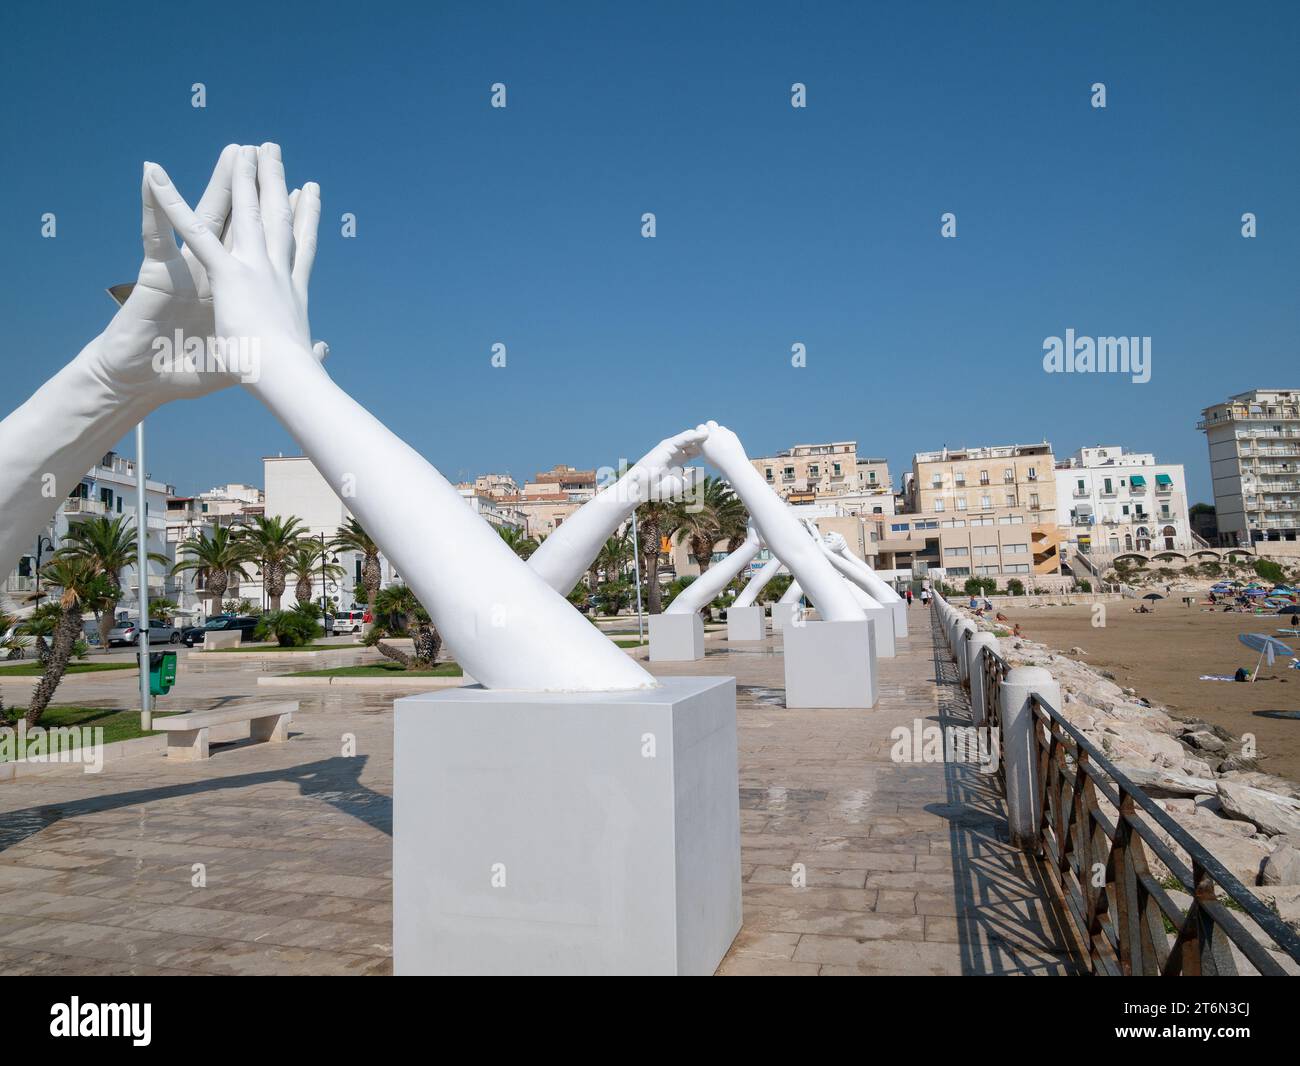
[
  {"x1": 287, "y1": 661, "x2": 463, "y2": 678},
  {"x1": 0, "y1": 706, "x2": 180, "y2": 761},
  {"x1": 0, "y1": 661, "x2": 138, "y2": 677},
  {"x1": 614, "y1": 638, "x2": 647, "y2": 648}
]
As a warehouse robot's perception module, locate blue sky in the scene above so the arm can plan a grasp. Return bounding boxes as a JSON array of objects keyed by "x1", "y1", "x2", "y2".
[{"x1": 1, "y1": 0, "x2": 1296, "y2": 505}]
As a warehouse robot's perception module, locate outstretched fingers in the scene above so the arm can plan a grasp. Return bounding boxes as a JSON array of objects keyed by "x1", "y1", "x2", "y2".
[
  {"x1": 257, "y1": 143, "x2": 294, "y2": 270},
  {"x1": 141, "y1": 165, "x2": 180, "y2": 262},
  {"x1": 145, "y1": 164, "x2": 226, "y2": 272},
  {"x1": 291, "y1": 181, "x2": 321, "y2": 301},
  {"x1": 230, "y1": 145, "x2": 266, "y2": 259},
  {"x1": 192, "y1": 144, "x2": 240, "y2": 241}
]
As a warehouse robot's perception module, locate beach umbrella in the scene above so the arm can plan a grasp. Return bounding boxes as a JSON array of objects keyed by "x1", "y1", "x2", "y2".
[
  {"x1": 1239, "y1": 632, "x2": 1295, "y2": 681},
  {"x1": 1142, "y1": 593, "x2": 1163, "y2": 602}
]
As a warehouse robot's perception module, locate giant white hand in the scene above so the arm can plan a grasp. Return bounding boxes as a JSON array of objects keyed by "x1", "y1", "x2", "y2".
[
  {"x1": 146, "y1": 144, "x2": 321, "y2": 395},
  {"x1": 92, "y1": 145, "x2": 323, "y2": 402},
  {"x1": 527, "y1": 425, "x2": 708, "y2": 595},
  {"x1": 694, "y1": 420, "x2": 866, "y2": 624}
]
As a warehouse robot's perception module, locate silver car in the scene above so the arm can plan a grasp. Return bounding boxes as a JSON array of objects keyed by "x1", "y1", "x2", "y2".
[{"x1": 106, "y1": 618, "x2": 180, "y2": 647}]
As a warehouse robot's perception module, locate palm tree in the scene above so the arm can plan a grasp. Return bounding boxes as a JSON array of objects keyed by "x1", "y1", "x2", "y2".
[
  {"x1": 496, "y1": 525, "x2": 539, "y2": 560},
  {"x1": 241, "y1": 515, "x2": 307, "y2": 611},
  {"x1": 672, "y1": 476, "x2": 747, "y2": 575},
  {"x1": 597, "y1": 531, "x2": 633, "y2": 584},
  {"x1": 369, "y1": 584, "x2": 442, "y2": 669},
  {"x1": 23, "y1": 558, "x2": 112, "y2": 727},
  {"x1": 331, "y1": 518, "x2": 382, "y2": 606},
  {"x1": 634, "y1": 500, "x2": 679, "y2": 614},
  {"x1": 172, "y1": 527, "x2": 254, "y2": 620},
  {"x1": 56, "y1": 515, "x2": 167, "y2": 649},
  {"x1": 287, "y1": 540, "x2": 346, "y2": 609}
]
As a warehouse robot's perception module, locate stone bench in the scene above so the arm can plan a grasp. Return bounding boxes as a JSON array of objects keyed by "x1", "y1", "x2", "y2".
[{"x1": 153, "y1": 702, "x2": 297, "y2": 761}]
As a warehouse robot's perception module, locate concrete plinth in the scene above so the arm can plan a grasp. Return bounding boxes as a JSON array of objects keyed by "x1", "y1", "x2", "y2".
[
  {"x1": 863, "y1": 604, "x2": 895, "y2": 658},
  {"x1": 891, "y1": 600, "x2": 908, "y2": 639},
  {"x1": 771, "y1": 603, "x2": 802, "y2": 632},
  {"x1": 648, "y1": 612, "x2": 704, "y2": 662},
  {"x1": 783, "y1": 618, "x2": 878, "y2": 708},
  {"x1": 393, "y1": 676, "x2": 741, "y2": 975},
  {"x1": 726, "y1": 605, "x2": 765, "y2": 642}
]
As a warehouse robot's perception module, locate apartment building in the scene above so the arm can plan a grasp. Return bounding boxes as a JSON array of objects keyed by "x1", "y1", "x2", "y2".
[
  {"x1": 890, "y1": 443, "x2": 1062, "y2": 583},
  {"x1": 1198, "y1": 388, "x2": 1300, "y2": 553},
  {"x1": 1054, "y1": 446, "x2": 1192, "y2": 558},
  {"x1": 750, "y1": 441, "x2": 894, "y2": 514},
  {"x1": 4, "y1": 451, "x2": 179, "y2": 619},
  {"x1": 254, "y1": 456, "x2": 397, "y2": 611}
]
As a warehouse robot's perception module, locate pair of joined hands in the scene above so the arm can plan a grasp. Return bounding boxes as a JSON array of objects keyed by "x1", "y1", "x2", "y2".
[{"x1": 90, "y1": 142, "x2": 323, "y2": 407}]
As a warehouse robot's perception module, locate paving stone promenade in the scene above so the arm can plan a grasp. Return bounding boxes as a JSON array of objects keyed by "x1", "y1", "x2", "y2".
[{"x1": 0, "y1": 612, "x2": 1080, "y2": 975}]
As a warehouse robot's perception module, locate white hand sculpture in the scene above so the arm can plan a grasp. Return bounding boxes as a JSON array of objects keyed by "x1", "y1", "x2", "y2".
[
  {"x1": 148, "y1": 145, "x2": 653, "y2": 692},
  {"x1": 0, "y1": 146, "x2": 322, "y2": 581},
  {"x1": 696, "y1": 421, "x2": 865, "y2": 623},
  {"x1": 665, "y1": 525, "x2": 763, "y2": 615},
  {"x1": 527, "y1": 426, "x2": 707, "y2": 594}
]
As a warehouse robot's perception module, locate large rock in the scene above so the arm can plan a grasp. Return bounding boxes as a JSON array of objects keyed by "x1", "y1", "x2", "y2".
[
  {"x1": 1122, "y1": 766, "x2": 1220, "y2": 798},
  {"x1": 1218, "y1": 781, "x2": 1300, "y2": 838},
  {"x1": 1261, "y1": 846, "x2": 1300, "y2": 886}
]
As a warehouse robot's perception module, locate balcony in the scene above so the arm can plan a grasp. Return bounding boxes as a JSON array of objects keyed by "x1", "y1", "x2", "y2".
[{"x1": 63, "y1": 497, "x2": 108, "y2": 517}]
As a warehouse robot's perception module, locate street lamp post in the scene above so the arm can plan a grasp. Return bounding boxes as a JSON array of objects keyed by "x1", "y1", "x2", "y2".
[
  {"x1": 33, "y1": 534, "x2": 54, "y2": 605},
  {"x1": 630, "y1": 507, "x2": 645, "y2": 645},
  {"x1": 107, "y1": 283, "x2": 152, "y2": 731}
]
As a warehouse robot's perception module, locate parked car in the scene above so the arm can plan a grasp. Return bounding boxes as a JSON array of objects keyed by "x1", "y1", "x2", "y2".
[
  {"x1": 107, "y1": 618, "x2": 180, "y2": 647},
  {"x1": 332, "y1": 609, "x2": 368, "y2": 634},
  {"x1": 180, "y1": 615, "x2": 261, "y2": 648}
]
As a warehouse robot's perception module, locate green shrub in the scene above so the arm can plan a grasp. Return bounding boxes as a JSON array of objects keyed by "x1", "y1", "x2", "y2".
[
  {"x1": 1006, "y1": 578, "x2": 1025, "y2": 596},
  {"x1": 254, "y1": 608, "x2": 324, "y2": 647}
]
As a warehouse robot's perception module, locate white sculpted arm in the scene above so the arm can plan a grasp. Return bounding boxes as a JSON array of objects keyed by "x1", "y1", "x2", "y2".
[
  {"x1": 822, "y1": 530, "x2": 902, "y2": 604},
  {"x1": 0, "y1": 146, "x2": 325, "y2": 579},
  {"x1": 527, "y1": 428, "x2": 706, "y2": 594},
  {"x1": 696, "y1": 422, "x2": 865, "y2": 623},
  {"x1": 665, "y1": 526, "x2": 762, "y2": 615},
  {"x1": 778, "y1": 579, "x2": 803, "y2": 605},
  {"x1": 732, "y1": 554, "x2": 782, "y2": 609},
  {"x1": 148, "y1": 146, "x2": 653, "y2": 692}
]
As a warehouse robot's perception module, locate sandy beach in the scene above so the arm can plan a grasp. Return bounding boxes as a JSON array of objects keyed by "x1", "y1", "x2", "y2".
[{"x1": 997, "y1": 602, "x2": 1300, "y2": 783}]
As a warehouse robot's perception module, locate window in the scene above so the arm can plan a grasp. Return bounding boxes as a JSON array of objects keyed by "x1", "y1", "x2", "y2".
[
  {"x1": 868, "y1": 471, "x2": 876, "y2": 483},
  {"x1": 979, "y1": 470, "x2": 990, "y2": 485},
  {"x1": 871, "y1": 505, "x2": 882, "y2": 514},
  {"x1": 832, "y1": 463, "x2": 841, "y2": 476},
  {"x1": 1027, "y1": 467, "x2": 1038, "y2": 481},
  {"x1": 947, "y1": 567, "x2": 970, "y2": 577},
  {"x1": 809, "y1": 464, "x2": 819, "y2": 477},
  {"x1": 973, "y1": 544, "x2": 998, "y2": 556},
  {"x1": 980, "y1": 495, "x2": 992, "y2": 509},
  {"x1": 1004, "y1": 563, "x2": 1030, "y2": 574},
  {"x1": 890, "y1": 523, "x2": 910, "y2": 533},
  {"x1": 1003, "y1": 543, "x2": 1027, "y2": 554},
  {"x1": 1005, "y1": 494, "x2": 1016, "y2": 507},
  {"x1": 1103, "y1": 478, "x2": 1113, "y2": 494},
  {"x1": 940, "y1": 519, "x2": 966, "y2": 528},
  {"x1": 955, "y1": 496, "x2": 967, "y2": 510},
  {"x1": 944, "y1": 546, "x2": 968, "y2": 557},
  {"x1": 976, "y1": 565, "x2": 999, "y2": 576},
  {"x1": 764, "y1": 468, "x2": 773, "y2": 481},
  {"x1": 99, "y1": 487, "x2": 113, "y2": 508},
  {"x1": 931, "y1": 475, "x2": 942, "y2": 488},
  {"x1": 1029, "y1": 494, "x2": 1039, "y2": 509},
  {"x1": 783, "y1": 466, "x2": 794, "y2": 480},
  {"x1": 933, "y1": 499, "x2": 945, "y2": 512},
  {"x1": 954, "y1": 472, "x2": 966, "y2": 486},
  {"x1": 1003, "y1": 468, "x2": 1013, "y2": 483},
  {"x1": 1121, "y1": 504, "x2": 1129, "y2": 516},
  {"x1": 915, "y1": 521, "x2": 939, "y2": 530}
]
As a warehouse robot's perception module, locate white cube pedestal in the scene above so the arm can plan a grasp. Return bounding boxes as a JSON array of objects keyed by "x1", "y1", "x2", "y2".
[
  {"x1": 726, "y1": 605, "x2": 766, "y2": 642},
  {"x1": 783, "y1": 618, "x2": 878, "y2": 708},
  {"x1": 863, "y1": 604, "x2": 895, "y2": 658},
  {"x1": 393, "y1": 676, "x2": 741, "y2": 975},
  {"x1": 771, "y1": 602, "x2": 802, "y2": 632},
  {"x1": 649, "y1": 613, "x2": 704, "y2": 661},
  {"x1": 892, "y1": 600, "x2": 908, "y2": 639}
]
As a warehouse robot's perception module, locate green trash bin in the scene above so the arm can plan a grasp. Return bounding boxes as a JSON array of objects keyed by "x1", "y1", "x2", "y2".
[{"x1": 148, "y1": 651, "x2": 177, "y2": 696}]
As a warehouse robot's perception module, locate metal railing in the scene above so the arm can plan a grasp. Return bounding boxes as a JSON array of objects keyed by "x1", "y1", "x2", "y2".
[{"x1": 939, "y1": 590, "x2": 1300, "y2": 975}]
